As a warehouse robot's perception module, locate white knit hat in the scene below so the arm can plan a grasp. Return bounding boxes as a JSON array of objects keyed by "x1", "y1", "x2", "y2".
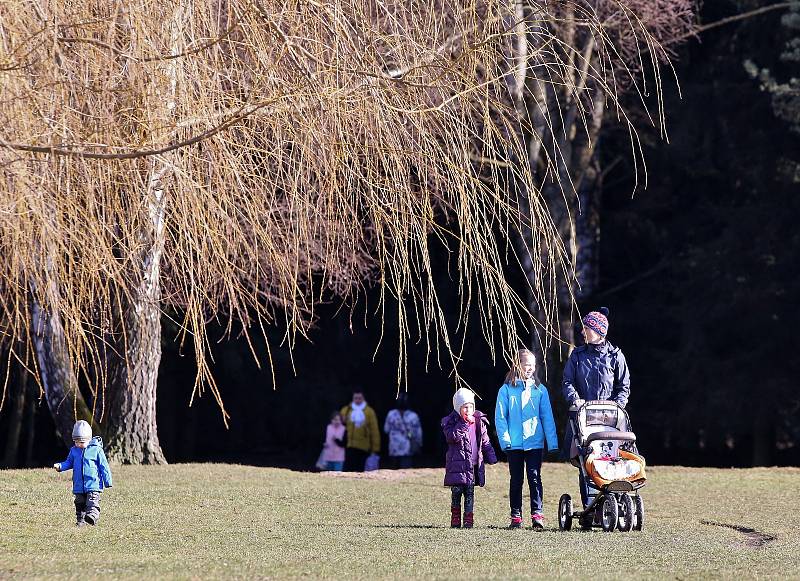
[
  {"x1": 452, "y1": 388, "x2": 475, "y2": 413},
  {"x1": 72, "y1": 420, "x2": 92, "y2": 442}
]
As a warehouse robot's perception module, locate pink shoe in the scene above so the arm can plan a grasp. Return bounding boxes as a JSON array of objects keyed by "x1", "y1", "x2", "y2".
[
  {"x1": 509, "y1": 516, "x2": 523, "y2": 529},
  {"x1": 531, "y1": 514, "x2": 544, "y2": 529}
]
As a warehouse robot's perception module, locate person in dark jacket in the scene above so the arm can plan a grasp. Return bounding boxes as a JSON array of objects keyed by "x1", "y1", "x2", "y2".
[
  {"x1": 53, "y1": 420, "x2": 113, "y2": 526},
  {"x1": 442, "y1": 388, "x2": 497, "y2": 529},
  {"x1": 560, "y1": 307, "x2": 631, "y2": 507}
]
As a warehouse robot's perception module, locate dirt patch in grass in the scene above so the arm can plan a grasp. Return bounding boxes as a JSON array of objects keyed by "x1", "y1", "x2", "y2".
[{"x1": 700, "y1": 520, "x2": 777, "y2": 548}]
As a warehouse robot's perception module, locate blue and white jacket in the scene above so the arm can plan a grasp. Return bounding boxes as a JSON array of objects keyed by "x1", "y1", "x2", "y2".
[
  {"x1": 495, "y1": 380, "x2": 558, "y2": 452},
  {"x1": 56, "y1": 437, "x2": 113, "y2": 494}
]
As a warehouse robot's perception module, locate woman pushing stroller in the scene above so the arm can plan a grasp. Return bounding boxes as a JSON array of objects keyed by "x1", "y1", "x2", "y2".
[{"x1": 560, "y1": 308, "x2": 631, "y2": 508}]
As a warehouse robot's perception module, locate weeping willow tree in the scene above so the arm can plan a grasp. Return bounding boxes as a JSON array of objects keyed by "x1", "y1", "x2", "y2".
[{"x1": 0, "y1": 0, "x2": 675, "y2": 462}]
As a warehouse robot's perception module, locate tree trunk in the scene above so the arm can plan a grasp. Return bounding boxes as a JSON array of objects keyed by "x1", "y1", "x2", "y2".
[
  {"x1": 511, "y1": 11, "x2": 606, "y2": 380},
  {"x1": 102, "y1": 162, "x2": 170, "y2": 465},
  {"x1": 30, "y1": 294, "x2": 95, "y2": 448},
  {"x1": 23, "y1": 380, "x2": 37, "y2": 467},
  {"x1": 574, "y1": 159, "x2": 602, "y2": 300},
  {"x1": 2, "y1": 364, "x2": 28, "y2": 468},
  {"x1": 103, "y1": 303, "x2": 166, "y2": 464},
  {"x1": 101, "y1": 1, "x2": 186, "y2": 465}
]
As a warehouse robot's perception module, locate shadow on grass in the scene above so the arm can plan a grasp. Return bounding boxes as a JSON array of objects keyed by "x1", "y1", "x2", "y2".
[
  {"x1": 365, "y1": 524, "x2": 449, "y2": 529},
  {"x1": 363, "y1": 524, "x2": 577, "y2": 532},
  {"x1": 700, "y1": 520, "x2": 777, "y2": 548},
  {"x1": 483, "y1": 525, "x2": 574, "y2": 533}
]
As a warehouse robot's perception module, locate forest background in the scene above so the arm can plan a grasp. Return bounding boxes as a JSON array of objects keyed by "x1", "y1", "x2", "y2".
[{"x1": 1, "y1": 0, "x2": 798, "y2": 470}]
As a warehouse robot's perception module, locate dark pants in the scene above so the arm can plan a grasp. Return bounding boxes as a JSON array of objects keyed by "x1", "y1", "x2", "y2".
[
  {"x1": 579, "y1": 471, "x2": 590, "y2": 508},
  {"x1": 451, "y1": 485, "x2": 475, "y2": 513},
  {"x1": 506, "y1": 448, "x2": 544, "y2": 517},
  {"x1": 344, "y1": 448, "x2": 369, "y2": 472},
  {"x1": 389, "y1": 455, "x2": 413, "y2": 469},
  {"x1": 75, "y1": 491, "x2": 101, "y2": 524}
]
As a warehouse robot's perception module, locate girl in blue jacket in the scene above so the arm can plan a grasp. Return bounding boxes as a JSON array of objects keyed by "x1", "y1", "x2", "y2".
[
  {"x1": 53, "y1": 420, "x2": 113, "y2": 526},
  {"x1": 495, "y1": 349, "x2": 558, "y2": 529}
]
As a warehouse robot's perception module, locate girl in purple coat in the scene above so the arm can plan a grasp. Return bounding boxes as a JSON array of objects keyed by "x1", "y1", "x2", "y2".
[{"x1": 442, "y1": 387, "x2": 498, "y2": 528}]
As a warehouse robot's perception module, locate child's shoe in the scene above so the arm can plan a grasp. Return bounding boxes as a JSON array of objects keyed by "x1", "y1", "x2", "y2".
[
  {"x1": 450, "y1": 506, "x2": 461, "y2": 528},
  {"x1": 463, "y1": 512, "x2": 474, "y2": 529},
  {"x1": 84, "y1": 513, "x2": 96, "y2": 526},
  {"x1": 531, "y1": 513, "x2": 544, "y2": 529},
  {"x1": 509, "y1": 515, "x2": 523, "y2": 529}
]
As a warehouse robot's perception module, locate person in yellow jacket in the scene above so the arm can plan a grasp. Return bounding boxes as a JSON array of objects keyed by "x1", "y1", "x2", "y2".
[{"x1": 340, "y1": 391, "x2": 381, "y2": 471}]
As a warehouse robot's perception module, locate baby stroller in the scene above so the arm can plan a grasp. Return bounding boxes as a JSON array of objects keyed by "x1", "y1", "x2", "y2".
[{"x1": 558, "y1": 400, "x2": 646, "y2": 533}]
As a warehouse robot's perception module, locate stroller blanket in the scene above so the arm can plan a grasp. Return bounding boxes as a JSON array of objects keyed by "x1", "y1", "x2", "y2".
[{"x1": 585, "y1": 449, "x2": 646, "y2": 487}]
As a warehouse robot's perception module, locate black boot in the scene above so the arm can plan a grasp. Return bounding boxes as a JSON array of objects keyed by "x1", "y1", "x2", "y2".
[{"x1": 75, "y1": 499, "x2": 86, "y2": 527}]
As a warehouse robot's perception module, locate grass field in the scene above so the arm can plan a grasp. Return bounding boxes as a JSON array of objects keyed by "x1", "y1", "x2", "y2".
[{"x1": 0, "y1": 462, "x2": 797, "y2": 579}]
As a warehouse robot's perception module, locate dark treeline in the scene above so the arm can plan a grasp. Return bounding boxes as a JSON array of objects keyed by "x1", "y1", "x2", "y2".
[{"x1": 2, "y1": 0, "x2": 798, "y2": 469}]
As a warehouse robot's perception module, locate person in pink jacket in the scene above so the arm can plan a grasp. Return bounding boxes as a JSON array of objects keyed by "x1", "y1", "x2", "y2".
[{"x1": 320, "y1": 412, "x2": 347, "y2": 471}]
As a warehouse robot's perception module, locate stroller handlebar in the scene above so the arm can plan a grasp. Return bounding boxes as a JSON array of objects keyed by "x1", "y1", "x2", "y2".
[{"x1": 585, "y1": 430, "x2": 636, "y2": 444}]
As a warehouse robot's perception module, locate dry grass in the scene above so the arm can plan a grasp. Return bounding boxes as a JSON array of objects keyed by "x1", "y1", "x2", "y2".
[{"x1": 0, "y1": 462, "x2": 797, "y2": 579}]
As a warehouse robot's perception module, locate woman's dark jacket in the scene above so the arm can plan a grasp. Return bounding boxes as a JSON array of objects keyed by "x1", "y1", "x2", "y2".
[
  {"x1": 560, "y1": 341, "x2": 631, "y2": 459},
  {"x1": 441, "y1": 410, "x2": 498, "y2": 487}
]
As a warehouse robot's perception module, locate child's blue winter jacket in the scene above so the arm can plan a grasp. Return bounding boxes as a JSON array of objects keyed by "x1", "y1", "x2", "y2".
[
  {"x1": 56, "y1": 437, "x2": 113, "y2": 494},
  {"x1": 495, "y1": 380, "x2": 558, "y2": 452}
]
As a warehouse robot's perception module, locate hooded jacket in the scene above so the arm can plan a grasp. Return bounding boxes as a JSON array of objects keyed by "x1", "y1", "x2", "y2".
[
  {"x1": 560, "y1": 341, "x2": 631, "y2": 460},
  {"x1": 56, "y1": 436, "x2": 113, "y2": 494},
  {"x1": 495, "y1": 380, "x2": 558, "y2": 452},
  {"x1": 562, "y1": 341, "x2": 630, "y2": 407},
  {"x1": 441, "y1": 410, "x2": 497, "y2": 487}
]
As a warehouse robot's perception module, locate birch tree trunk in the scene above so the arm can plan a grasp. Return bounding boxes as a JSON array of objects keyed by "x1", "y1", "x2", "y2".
[
  {"x1": 102, "y1": 164, "x2": 170, "y2": 464},
  {"x1": 510, "y1": 3, "x2": 605, "y2": 379},
  {"x1": 102, "y1": 2, "x2": 185, "y2": 464}
]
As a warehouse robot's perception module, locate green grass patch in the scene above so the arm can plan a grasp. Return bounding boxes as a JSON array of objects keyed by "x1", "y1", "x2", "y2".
[{"x1": 0, "y1": 463, "x2": 797, "y2": 579}]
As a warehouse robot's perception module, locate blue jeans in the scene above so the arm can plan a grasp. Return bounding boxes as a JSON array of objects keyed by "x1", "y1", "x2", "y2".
[
  {"x1": 451, "y1": 485, "x2": 475, "y2": 513},
  {"x1": 506, "y1": 448, "x2": 544, "y2": 517},
  {"x1": 325, "y1": 461, "x2": 344, "y2": 472}
]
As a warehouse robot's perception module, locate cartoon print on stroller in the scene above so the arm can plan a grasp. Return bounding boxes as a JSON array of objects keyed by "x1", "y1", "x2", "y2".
[{"x1": 558, "y1": 400, "x2": 646, "y2": 532}]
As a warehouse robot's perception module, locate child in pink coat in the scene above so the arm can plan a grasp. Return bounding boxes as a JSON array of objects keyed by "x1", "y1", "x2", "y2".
[{"x1": 320, "y1": 412, "x2": 346, "y2": 471}]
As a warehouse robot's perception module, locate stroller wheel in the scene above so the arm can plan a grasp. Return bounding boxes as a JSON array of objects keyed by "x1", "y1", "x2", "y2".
[
  {"x1": 617, "y1": 493, "x2": 634, "y2": 532},
  {"x1": 633, "y1": 495, "x2": 645, "y2": 531},
  {"x1": 601, "y1": 495, "x2": 618, "y2": 532},
  {"x1": 558, "y1": 494, "x2": 573, "y2": 531}
]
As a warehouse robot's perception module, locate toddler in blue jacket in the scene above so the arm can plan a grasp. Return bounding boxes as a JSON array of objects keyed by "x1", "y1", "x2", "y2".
[
  {"x1": 53, "y1": 420, "x2": 113, "y2": 526},
  {"x1": 495, "y1": 348, "x2": 558, "y2": 529}
]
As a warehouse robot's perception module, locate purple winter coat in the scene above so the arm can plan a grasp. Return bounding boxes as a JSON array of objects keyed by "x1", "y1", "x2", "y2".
[{"x1": 442, "y1": 410, "x2": 498, "y2": 487}]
